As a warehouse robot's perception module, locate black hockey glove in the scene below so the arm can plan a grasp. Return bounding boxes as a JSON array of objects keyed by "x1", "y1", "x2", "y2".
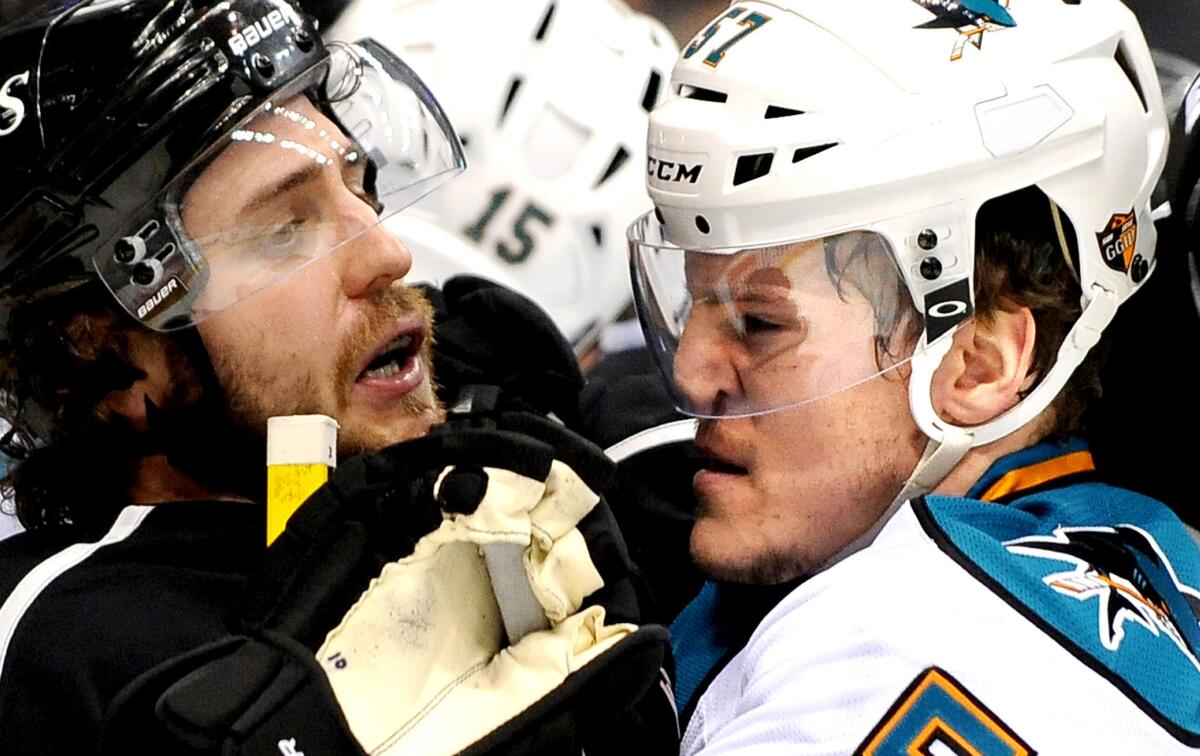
[
  {"x1": 424, "y1": 275, "x2": 585, "y2": 427},
  {"x1": 102, "y1": 405, "x2": 678, "y2": 755}
]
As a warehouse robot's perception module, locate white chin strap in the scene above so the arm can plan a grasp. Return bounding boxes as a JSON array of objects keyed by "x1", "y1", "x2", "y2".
[{"x1": 824, "y1": 284, "x2": 1121, "y2": 572}]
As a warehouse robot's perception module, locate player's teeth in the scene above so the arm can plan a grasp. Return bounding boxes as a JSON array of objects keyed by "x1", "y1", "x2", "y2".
[{"x1": 364, "y1": 359, "x2": 400, "y2": 379}]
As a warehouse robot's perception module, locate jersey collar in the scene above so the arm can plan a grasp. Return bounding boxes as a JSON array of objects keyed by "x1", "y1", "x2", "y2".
[{"x1": 966, "y1": 436, "x2": 1096, "y2": 504}]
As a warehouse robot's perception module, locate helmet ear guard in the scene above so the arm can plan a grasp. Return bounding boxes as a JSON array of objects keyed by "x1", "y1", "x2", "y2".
[{"x1": 906, "y1": 283, "x2": 1120, "y2": 449}]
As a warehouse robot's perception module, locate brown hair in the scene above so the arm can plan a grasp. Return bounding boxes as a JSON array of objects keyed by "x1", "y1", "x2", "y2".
[
  {"x1": 972, "y1": 186, "x2": 1105, "y2": 440},
  {"x1": 1, "y1": 279, "x2": 154, "y2": 530}
]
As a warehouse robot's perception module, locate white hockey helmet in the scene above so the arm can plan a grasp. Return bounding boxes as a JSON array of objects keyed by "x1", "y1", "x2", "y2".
[
  {"x1": 331, "y1": 0, "x2": 678, "y2": 353},
  {"x1": 630, "y1": 0, "x2": 1168, "y2": 450}
]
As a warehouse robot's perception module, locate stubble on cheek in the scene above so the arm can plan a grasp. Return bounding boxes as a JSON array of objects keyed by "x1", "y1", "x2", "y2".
[{"x1": 689, "y1": 401, "x2": 923, "y2": 586}]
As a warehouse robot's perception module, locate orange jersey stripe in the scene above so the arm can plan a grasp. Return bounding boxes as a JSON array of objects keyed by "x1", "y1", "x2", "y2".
[{"x1": 980, "y1": 450, "x2": 1095, "y2": 503}]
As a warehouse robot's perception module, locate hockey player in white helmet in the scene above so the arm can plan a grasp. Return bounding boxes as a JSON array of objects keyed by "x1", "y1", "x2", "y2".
[
  {"x1": 630, "y1": 0, "x2": 1200, "y2": 751},
  {"x1": 330, "y1": 0, "x2": 678, "y2": 360}
]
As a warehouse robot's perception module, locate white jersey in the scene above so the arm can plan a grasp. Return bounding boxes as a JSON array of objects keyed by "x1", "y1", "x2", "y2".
[{"x1": 684, "y1": 445, "x2": 1200, "y2": 754}]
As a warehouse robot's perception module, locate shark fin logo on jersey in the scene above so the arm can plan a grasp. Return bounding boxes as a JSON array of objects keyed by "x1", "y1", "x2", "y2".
[
  {"x1": 910, "y1": 0, "x2": 1016, "y2": 61},
  {"x1": 1005, "y1": 524, "x2": 1200, "y2": 671}
]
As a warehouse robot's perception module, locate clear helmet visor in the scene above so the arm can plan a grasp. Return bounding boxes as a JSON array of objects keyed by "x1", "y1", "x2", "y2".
[
  {"x1": 629, "y1": 211, "x2": 929, "y2": 419},
  {"x1": 94, "y1": 40, "x2": 466, "y2": 330}
]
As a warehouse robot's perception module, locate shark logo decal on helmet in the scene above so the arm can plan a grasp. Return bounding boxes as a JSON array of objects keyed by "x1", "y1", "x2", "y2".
[{"x1": 910, "y1": 0, "x2": 1016, "y2": 61}]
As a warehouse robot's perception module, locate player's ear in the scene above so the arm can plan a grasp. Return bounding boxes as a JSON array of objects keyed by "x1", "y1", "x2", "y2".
[{"x1": 929, "y1": 302, "x2": 1037, "y2": 426}]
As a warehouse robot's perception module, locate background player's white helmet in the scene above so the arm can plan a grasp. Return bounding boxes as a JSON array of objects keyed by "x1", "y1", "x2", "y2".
[
  {"x1": 630, "y1": 0, "x2": 1167, "y2": 448},
  {"x1": 331, "y1": 0, "x2": 679, "y2": 353}
]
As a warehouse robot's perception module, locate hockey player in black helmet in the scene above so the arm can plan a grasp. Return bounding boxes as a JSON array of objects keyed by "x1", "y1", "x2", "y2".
[
  {"x1": 0, "y1": 1, "x2": 677, "y2": 753},
  {"x1": 0, "y1": 0, "x2": 464, "y2": 522}
]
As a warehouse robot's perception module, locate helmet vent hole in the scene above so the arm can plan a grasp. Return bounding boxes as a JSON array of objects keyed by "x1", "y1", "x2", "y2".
[
  {"x1": 534, "y1": 3, "x2": 556, "y2": 42},
  {"x1": 678, "y1": 84, "x2": 728, "y2": 103},
  {"x1": 764, "y1": 105, "x2": 804, "y2": 119},
  {"x1": 733, "y1": 152, "x2": 774, "y2": 187},
  {"x1": 695, "y1": 215, "x2": 711, "y2": 234},
  {"x1": 642, "y1": 70, "x2": 664, "y2": 113},
  {"x1": 792, "y1": 143, "x2": 838, "y2": 164},
  {"x1": 591, "y1": 225, "x2": 604, "y2": 247},
  {"x1": 595, "y1": 145, "x2": 631, "y2": 188},
  {"x1": 499, "y1": 77, "x2": 524, "y2": 125},
  {"x1": 1114, "y1": 40, "x2": 1149, "y2": 113}
]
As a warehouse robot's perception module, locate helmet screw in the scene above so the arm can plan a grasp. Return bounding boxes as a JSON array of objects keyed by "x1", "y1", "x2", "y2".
[
  {"x1": 252, "y1": 52, "x2": 275, "y2": 79},
  {"x1": 114, "y1": 238, "x2": 137, "y2": 263},
  {"x1": 1131, "y1": 254, "x2": 1148, "y2": 283},
  {"x1": 919, "y1": 257, "x2": 943, "y2": 281},
  {"x1": 294, "y1": 28, "x2": 314, "y2": 52},
  {"x1": 917, "y1": 228, "x2": 938, "y2": 251},
  {"x1": 132, "y1": 263, "x2": 156, "y2": 287}
]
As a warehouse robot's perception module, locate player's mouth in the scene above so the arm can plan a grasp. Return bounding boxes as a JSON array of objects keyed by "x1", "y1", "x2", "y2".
[
  {"x1": 693, "y1": 437, "x2": 750, "y2": 492},
  {"x1": 696, "y1": 451, "x2": 749, "y2": 474},
  {"x1": 353, "y1": 323, "x2": 428, "y2": 402}
]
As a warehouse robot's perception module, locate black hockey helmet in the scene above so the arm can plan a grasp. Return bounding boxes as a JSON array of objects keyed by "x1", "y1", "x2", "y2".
[{"x1": 0, "y1": 0, "x2": 465, "y2": 334}]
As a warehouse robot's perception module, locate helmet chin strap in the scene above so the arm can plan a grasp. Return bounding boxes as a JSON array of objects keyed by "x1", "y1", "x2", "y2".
[{"x1": 821, "y1": 284, "x2": 1119, "y2": 572}]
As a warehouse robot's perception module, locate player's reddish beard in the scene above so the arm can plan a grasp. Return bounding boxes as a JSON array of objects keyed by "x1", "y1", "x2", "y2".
[{"x1": 210, "y1": 284, "x2": 444, "y2": 457}]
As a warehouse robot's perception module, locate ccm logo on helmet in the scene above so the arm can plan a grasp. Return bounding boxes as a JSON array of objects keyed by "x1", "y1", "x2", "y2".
[
  {"x1": 229, "y1": 8, "x2": 303, "y2": 56},
  {"x1": 648, "y1": 157, "x2": 703, "y2": 184},
  {"x1": 0, "y1": 70, "x2": 30, "y2": 138}
]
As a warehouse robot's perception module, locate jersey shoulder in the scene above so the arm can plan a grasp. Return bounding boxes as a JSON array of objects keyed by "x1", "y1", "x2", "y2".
[{"x1": 917, "y1": 483, "x2": 1200, "y2": 742}]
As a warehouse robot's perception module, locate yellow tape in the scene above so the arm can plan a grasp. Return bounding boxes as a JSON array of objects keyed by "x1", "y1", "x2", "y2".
[{"x1": 267, "y1": 463, "x2": 331, "y2": 546}]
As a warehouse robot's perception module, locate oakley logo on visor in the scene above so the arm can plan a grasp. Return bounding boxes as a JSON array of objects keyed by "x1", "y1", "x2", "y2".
[{"x1": 0, "y1": 70, "x2": 30, "y2": 138}]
